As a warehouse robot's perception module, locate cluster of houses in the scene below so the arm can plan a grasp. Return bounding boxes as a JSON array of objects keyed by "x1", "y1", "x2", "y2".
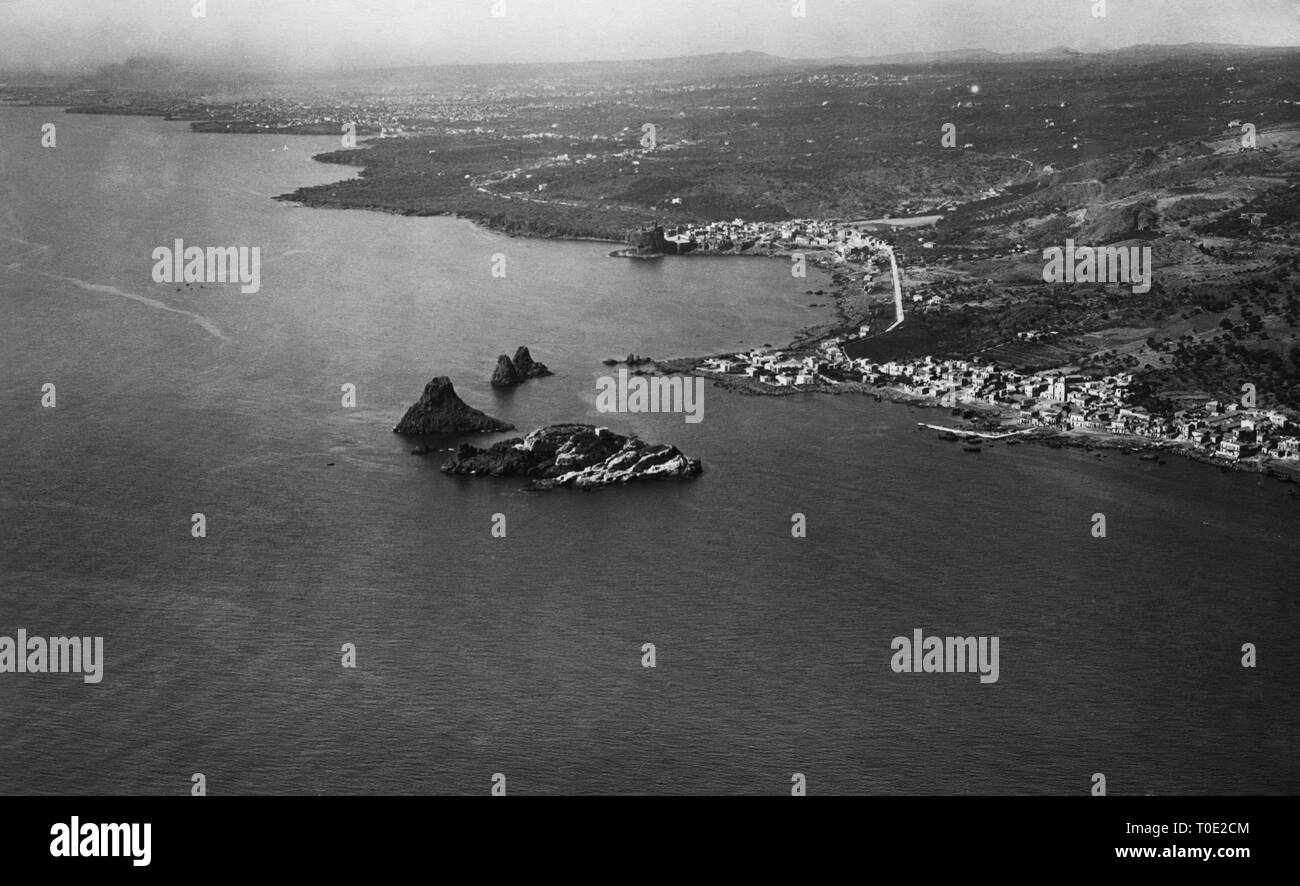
[
  {"x1": 699, "y1": 350, "x2": 1300, "y2": 463},
  {"x1": 661, "y1": 218, "x2": 892, "y2": 262},
  {"x1": 702, "y1": 348, "x2": 839, "y2": 388},
  {"x1": 1167, "y1": 403, "x2": 1300, "y2": 462}
]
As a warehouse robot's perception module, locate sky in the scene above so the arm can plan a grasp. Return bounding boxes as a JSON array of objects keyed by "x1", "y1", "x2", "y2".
[{"x1": 0, "y1": 0, "x2": 1298, "y2": 72}]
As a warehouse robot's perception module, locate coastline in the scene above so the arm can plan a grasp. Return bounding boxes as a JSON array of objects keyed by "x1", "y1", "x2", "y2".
[
  {"x1": 654, "y1": 362, "x2": 1300, "y2": 486},
  {"x1": 274, "y1": 196, "x2": 628, "y2": 246},
  {"x1": 281, "y1": 186, "x2": 1300, "y2": 487},
  {"x1": 86, "y1": 104, "x2": 1287, "y2": 490}
]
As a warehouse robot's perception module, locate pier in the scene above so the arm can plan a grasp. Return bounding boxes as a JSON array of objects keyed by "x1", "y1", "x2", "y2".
[{"x1": 918, "y1": 423, "x2": 1033, "y2": 440}]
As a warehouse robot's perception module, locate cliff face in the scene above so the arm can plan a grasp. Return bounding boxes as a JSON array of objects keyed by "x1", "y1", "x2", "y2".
[
  {"x1": 631, "y1": 224, "x2": 694, "y2": 256},
  {"x1": 628, "y1": 225, "x2": 699, "y2": 256},
  {"x1": 490, "y1": 355, "x2": 521, "y2": 388},
  {"x1": 631, "y1": 225, "x2": 667, "y2": 255},
  {"x1": 512, "y1": 346, "x2": 552, "y2": 379},
  {"x1": 393, "y1": 377, "x2": 514, "y2": 435},
  {"x1": 438, "y1": 424, "x2": 703, "y2": 489}
]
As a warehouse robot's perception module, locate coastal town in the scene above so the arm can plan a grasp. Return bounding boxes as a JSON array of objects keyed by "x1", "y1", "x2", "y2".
[
  {"x1": 694, "y1": 346, "x2": 1300, "y2": 467},
  {"x1": 636, "y1": 217, "x2": 920, "y2": 260},
  {"x1": 653, "y1": 224, "x2": 1300, "y2": 476}
]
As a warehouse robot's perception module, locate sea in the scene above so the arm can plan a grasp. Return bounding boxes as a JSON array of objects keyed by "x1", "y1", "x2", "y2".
[{"x1": 1, "y1": 107, "x2": 1297, "y2": 795}]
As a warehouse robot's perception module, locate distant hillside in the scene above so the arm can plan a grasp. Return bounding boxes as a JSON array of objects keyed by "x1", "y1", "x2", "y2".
[
  {"x1": 16, "y1": 43, "x2": 1300, "y2": 94},
  {"x1": 297, "y1": 51, "x2": 805, "y2": 90},
  {"x1": 288, "y1": 43, "x2": 1300, "y2": 88},
  {"x1": 816, "y1": 42, "x2": 1300, "y2": 67},
  {"x1": 66, "y1": 56, "x2": 264, "y2": 92}
]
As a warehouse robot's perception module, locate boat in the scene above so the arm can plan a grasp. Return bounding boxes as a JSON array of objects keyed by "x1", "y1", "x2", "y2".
[{"x1": 963, "y1": 445, "x2": 983, "y2": 454}]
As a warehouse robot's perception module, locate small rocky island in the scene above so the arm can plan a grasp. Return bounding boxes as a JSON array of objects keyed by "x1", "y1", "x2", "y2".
[
  {"x1": 393, "y1": 376, "x2": 514, "y2": 435},
  {"x1": 491, "y1": 346, "x2": 554, "y2": 388},
  {"x1": 436, "y1": 424, "x2": 703, "y2": 489},
  {"x1": 601, "y1": 354, "x2": 654, "y2": 367}
]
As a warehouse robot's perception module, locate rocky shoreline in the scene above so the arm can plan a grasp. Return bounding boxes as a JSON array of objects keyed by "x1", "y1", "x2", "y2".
[
  {"x1": 274, "y1": 194, "x2": 627, "y2": 245},
  {"x1": 1024, "y1": 431, "x2": 1300, "y2": 485},
  {"x1": 913, "y1": 404, "x2": 1300, "y2": 485},
  {"x1": 435, "y1": 424, "x2": 703, "y2": 490},
  {"x1": 650, "y1": 359, "x2": 1300, "y2": 486}
]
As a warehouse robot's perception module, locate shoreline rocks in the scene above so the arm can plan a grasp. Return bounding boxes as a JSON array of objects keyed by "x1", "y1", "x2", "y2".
[
  {"x1": 601, "y1": 354, "x2": 655, "y2": 367},
  {"x1": 490, "y1": 355, "x2": 522, "y2": 387},
  {"x1": 491, "y1": 346, "x2": 553, "y2": 387},
  {"x1": 435, "y1": 424, "x2": 703, "y2": 489},
  {"x1": 393, "y1": 376, "x2": 514, "y2": 435}
]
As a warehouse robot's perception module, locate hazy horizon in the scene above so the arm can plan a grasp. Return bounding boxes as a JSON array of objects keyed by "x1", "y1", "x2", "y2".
[{"x1": 1, "y1": 0, "x2": 1298, "y2": 75}]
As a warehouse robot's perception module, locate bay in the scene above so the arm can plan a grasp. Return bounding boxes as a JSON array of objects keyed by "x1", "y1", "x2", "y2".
[{"x1": 1, "y1": 108, "x2": 1296, "y2": 795}]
